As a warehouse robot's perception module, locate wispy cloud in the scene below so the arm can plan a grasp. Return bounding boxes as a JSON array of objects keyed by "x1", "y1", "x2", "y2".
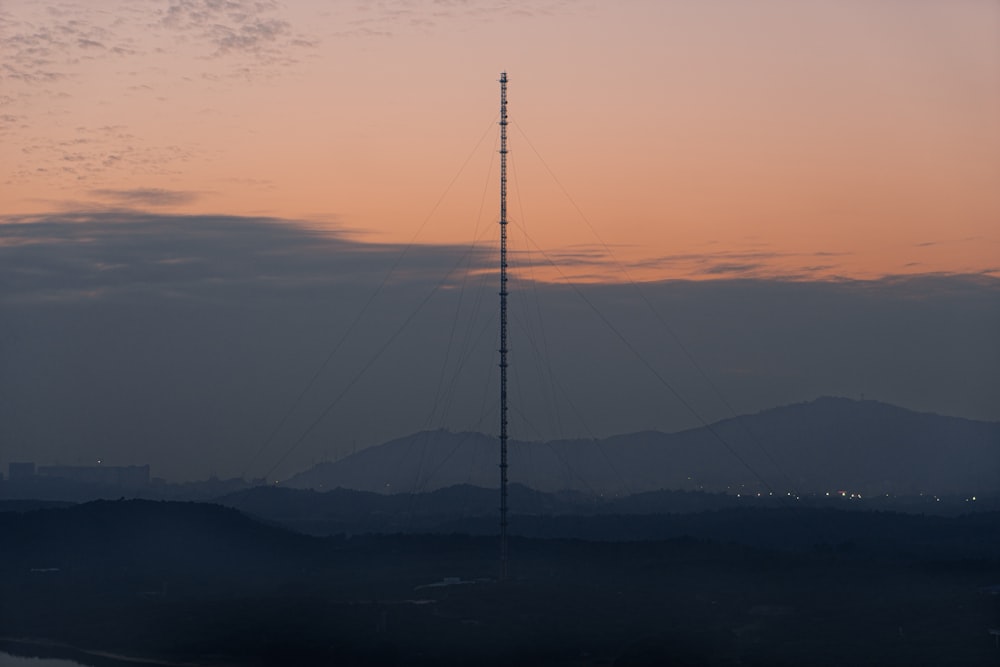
[
  {"x1": 0, "y1": 6, "x2": 140, "y2": 86},
  {"x1": 6, "y1": 123, "x2": 193, "y2": 188},
  {"x1": 703, "y1": 262, "x2": 764, "y2": 276},
  {"x1": 1, "y1": 0, "x2": 316, "y2": 95},
  {"x1": 158, "y1": 0, "x2": 317, "y2": 71},
  {"x1": 332, "y1": 0, "x2": 583, "y2": 39},
  {"x1": 90, "y1": 188, "x2": 202, "y2": 207}
]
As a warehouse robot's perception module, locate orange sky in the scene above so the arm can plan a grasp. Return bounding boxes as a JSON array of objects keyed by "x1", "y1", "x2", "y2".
[{"x1": 3, "y1": 0, "x2": 998, "y2": 281}]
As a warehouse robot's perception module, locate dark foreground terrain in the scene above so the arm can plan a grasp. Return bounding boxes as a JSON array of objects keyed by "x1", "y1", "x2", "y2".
[{"x1": 2, "y1": 500, "x2": 999, "y2": 666}]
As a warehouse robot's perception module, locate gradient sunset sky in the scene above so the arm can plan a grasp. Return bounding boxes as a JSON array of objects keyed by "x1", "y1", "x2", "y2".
[
  {"x1": 3, "y1": 1, "x2": 1000, "y2": 480},
  {"x1": 3, "y1": 0, "x2": 998, "y2": 281}
]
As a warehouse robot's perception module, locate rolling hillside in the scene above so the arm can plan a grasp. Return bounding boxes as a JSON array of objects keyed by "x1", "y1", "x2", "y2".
[{"x1": 286, "y1": 397, "x2": 1000, "y2": 495}]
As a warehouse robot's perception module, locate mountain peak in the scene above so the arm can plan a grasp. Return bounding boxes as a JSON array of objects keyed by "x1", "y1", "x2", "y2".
[{"x1": 285, "y1": 399, "x2": 999, "y2": 496}]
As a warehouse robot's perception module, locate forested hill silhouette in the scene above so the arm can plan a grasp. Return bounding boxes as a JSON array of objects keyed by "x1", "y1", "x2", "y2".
[
  {"x1": 286, "y1": 397, "x2": 1000, "y2": 495},
  {"x1": 4, "y1": 500, "x2": 1000, "y2": 665},
  {"x1": 0, "y1": 499, "x2": 316, "y2": 572},
  {"x1": 215, "y1": 484, "x2": 1000, "y2": 559}
]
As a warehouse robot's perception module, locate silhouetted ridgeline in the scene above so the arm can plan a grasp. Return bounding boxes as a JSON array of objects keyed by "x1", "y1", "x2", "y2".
[
  {"x1": 3, "y1": 398, "x2": 996, "y2": 506},
  {"x1": 215, "y1": 487, "x2": 1000, "y2": 559},
  {"x1": 0, "y1": 472, "x2": 259, "y2": 503},
  {"x1": 1, "y1": 500, "x2": 999, "y2": 666},
  {"x1": 214, "y1": 483, "x2": 1000, "y2": 538},
  {"x1": 286, "y1": 397, "x2": 1000, "y2": 496},
  {"x1": 0, "y1": 499, "x2": 317, "y2": 575}
]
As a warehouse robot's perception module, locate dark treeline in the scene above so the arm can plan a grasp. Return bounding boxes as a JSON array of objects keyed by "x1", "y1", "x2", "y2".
[
  {"x1": 1, "y1": 500, "x2": 999, "y2": 666},
  {"x1": 213, "y1": 484, "x2": 1000, "y2": 545}
]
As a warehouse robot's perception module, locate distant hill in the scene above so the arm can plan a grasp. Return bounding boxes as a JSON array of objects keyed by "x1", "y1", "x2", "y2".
[
  {"x1": 218, "y1": 483, "x2": 601, "y2": 535},
  {"x1": 0, "y1": 499, "x2": 315, "y2": 573},
  {"x1": 218, "y1": 482, "x2": 1000, "y2": 541},
  {"x1": 285, "y1": 397, "x2": 1000, "y2": 495}
]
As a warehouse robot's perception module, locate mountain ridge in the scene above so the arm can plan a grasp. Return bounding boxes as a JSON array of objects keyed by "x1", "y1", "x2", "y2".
[{"x1": 286, "y1": 396, "x2": 1000, "y2": 495}]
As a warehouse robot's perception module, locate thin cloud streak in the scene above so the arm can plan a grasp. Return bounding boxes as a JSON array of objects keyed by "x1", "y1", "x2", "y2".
[{"x1": 90, "y1": 188, "x2": 203, "y2": 207}]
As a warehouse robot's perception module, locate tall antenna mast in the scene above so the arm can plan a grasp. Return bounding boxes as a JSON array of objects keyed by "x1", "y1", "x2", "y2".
[{"x1": 498, "y1": 71, "x2": 509, "y2": 581}]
